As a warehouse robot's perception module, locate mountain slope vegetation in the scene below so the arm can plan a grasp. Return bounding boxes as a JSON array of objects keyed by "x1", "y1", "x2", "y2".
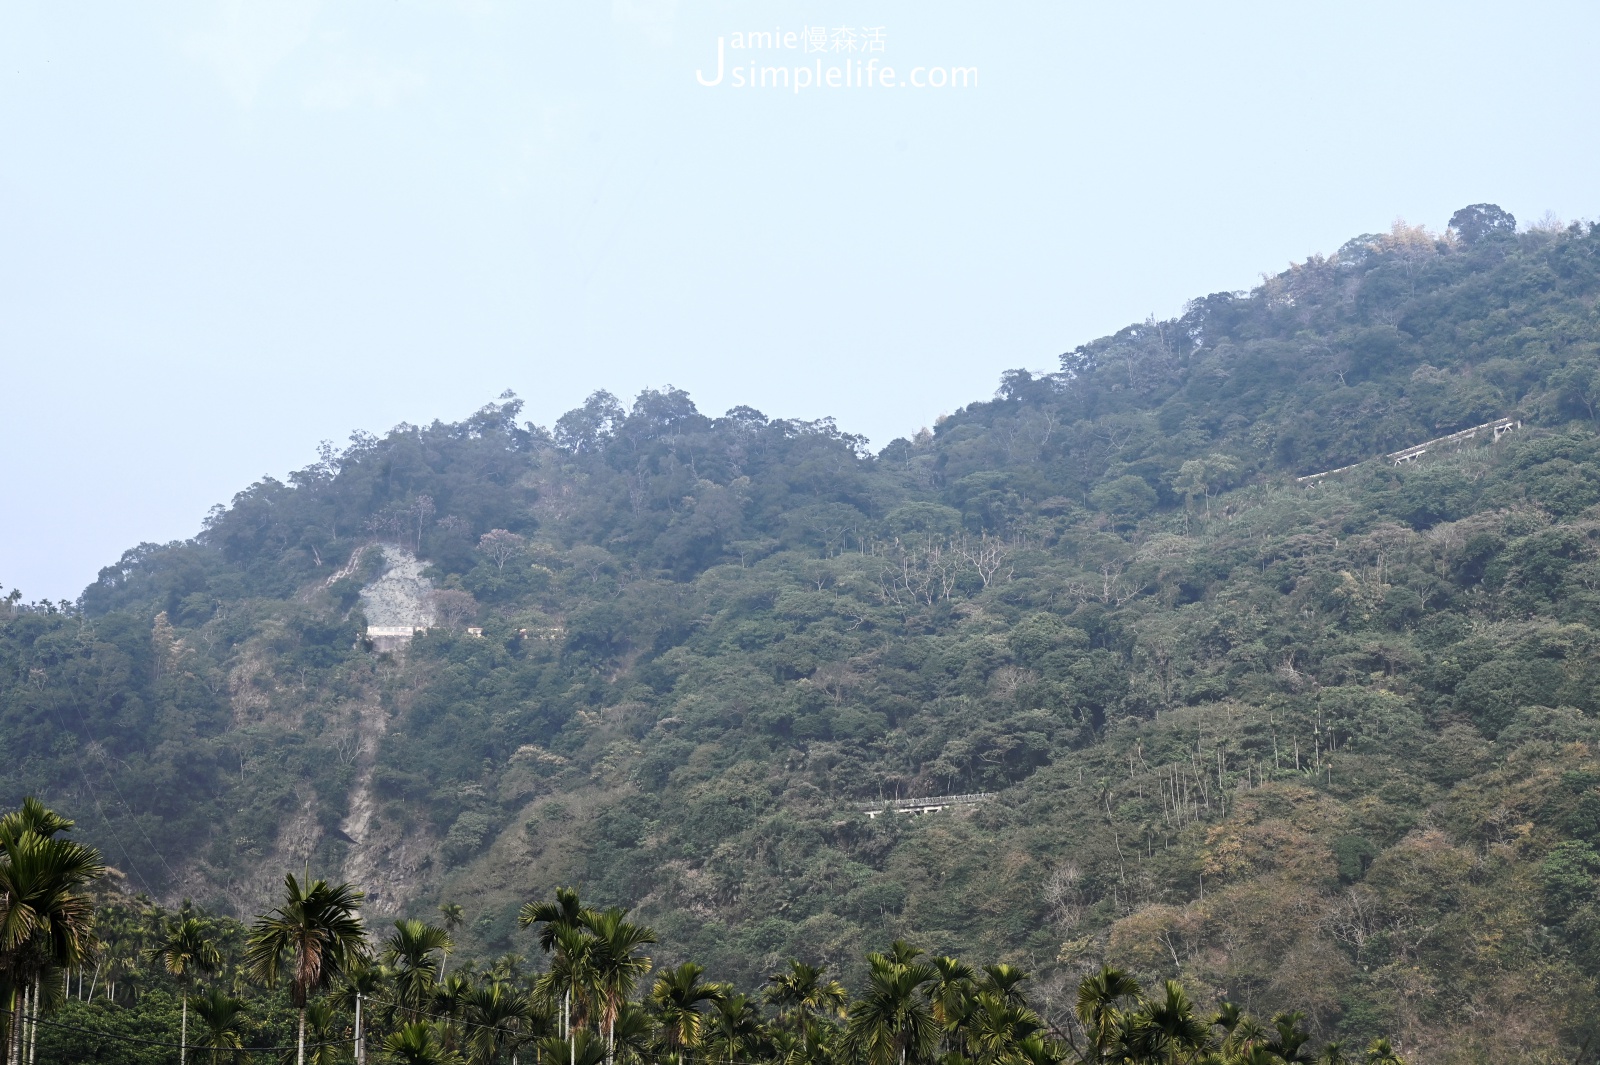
[{"x1": 7, "y1": 205, "x2": 1600, "y2": 1060}]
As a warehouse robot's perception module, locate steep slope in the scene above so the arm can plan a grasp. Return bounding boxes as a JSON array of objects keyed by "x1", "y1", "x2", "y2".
[{"x1": 6, "y1": 207, "x2": 1600, "y2": 1058}]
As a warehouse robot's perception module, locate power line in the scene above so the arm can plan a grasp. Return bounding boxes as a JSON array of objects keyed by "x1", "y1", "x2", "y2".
[
  {"x1": 12, "y1": 995, "x2": 788, "y2": 1065},
  {"x1": 51, "y1": 673, "x2": 184, "y2": 886},
  {"x1": 24, "y1": 982, "x2": 539, "y2": 1052},
  {"x1": 75, "y1": 737, "x2": 183, "y2": 887},
  {"x1": 22, "y1": 970, "x2": 1059, "y2": 1065},
  {"x1": 4, "y1": 1005, "x2": 344, "y2": 1054},
  {"x1": 367, "y1": 990, "x2": 830, "y2": 1065},
  {"x1": 39, "y1": 700, "x2": 157, "y2": 896}
]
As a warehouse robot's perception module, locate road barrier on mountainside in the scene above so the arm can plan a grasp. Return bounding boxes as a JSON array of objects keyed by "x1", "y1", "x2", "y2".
[
  {"x1": 1297, "y1": 417, "x2": 1521, "y2": 486},
  {"x1": 861, "y1": 791, "x2": 996, "y2": 818}
]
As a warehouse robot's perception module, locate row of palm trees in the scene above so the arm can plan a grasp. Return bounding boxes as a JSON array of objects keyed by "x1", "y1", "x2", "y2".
[{"x1": 0, "y1": 799, "x2": 1407, "y2": 1065}]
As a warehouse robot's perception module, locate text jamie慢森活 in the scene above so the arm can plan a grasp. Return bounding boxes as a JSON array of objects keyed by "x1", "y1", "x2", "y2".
[{"x1": 695, "y1": 26, "x2": 977, "y2": 91}]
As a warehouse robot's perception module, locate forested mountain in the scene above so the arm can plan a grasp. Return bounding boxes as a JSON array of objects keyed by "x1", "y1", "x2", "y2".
[{"x1": 8, "y1": 204, "x2": 1600, "y2": 1061}]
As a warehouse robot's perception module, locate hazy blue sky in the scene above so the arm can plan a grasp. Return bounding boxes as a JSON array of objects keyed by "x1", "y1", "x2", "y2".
[{"x1": 5, "y1": 1, "x2": 1599, "y2": 601}]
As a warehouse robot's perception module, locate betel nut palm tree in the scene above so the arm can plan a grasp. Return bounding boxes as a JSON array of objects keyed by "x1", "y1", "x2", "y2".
[
  {"x1": 534, "y1": 925, "x2": 598, "y2": 1065},
  {"x1": 462, "y1": 979, "x2": 532, "y2": 1065},
  {"x1": 244, "y1": 872, "x2": 366, "y2": 1065},
  {"x1": 923, "y1": 955, "x2": 977, "y2": 1060},
  {"x1": 651, "y1": 961, "x2": 725, "y2": 1058},
  {"x1": 383, "y1": 919, "x2": 452, "y2": 1016},
  {"x1": 608, "y1": 1001, "x2": 656, "y2": 1065},
  {"x1": 517, "y1": 887, "x2": 593, "y2": 957},
  {"x1": 1365, "y1": 1039, "x2": 1405, "y2": 1065},
  {"x1": 0, "y1": 801, "x2": 73, "y2": 845},
  {"x1": 1122, "y1": 980, "x2": 1209, "y2": 1065},
  {"x1": 844, "y1": 950, "x2": 939, "y2": 1065},
  {"x1": 384, "y1": 1020, "x2": 465, "y2": 1065},
  {"x1": 190, "y1": 987, "x2": 248, "y2": 1065},
  {"x1": 1075, "y1": 965, "x2": 1143, "y2": 1065},
  {"x1": 520, "y1": 887, "x2": 596, "y2": 1040},
  {"x1": 0, "y1": 798, "x2": 104, "y2": 1065},
  {"x1": 143, "y1": 914, "x2": 221, "y2": 1065},
  {"x1": 710, "y1": 991, "x2": 764, "y2": 1061},
  {"x1": 580, "y1": 907, "x2": 656, "y2": 1065},
  {"x1": 766, "y1": 960, "x2": 848, "y2": 1031},
  {"x1": 766, "y1": 959, "x2": 847, "y2": 1062},
  {"x1": 964, "y1": 991, "x2": 1045, "y2": 1065},
  {"x1": 538, "y1": 1028, "x2": 605, "y2": 1065},
  {"x1": 706, "y1": 992, "x2": 763, "y2": 1065},
  {"x1": 437, "y1": 903, "x2": 465, "y2": 978}
]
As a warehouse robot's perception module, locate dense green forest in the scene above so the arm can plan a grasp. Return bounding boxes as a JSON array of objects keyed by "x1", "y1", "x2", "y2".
[{"x1": 7, "y1": 204, "x2": 1600, "y2": 1061}]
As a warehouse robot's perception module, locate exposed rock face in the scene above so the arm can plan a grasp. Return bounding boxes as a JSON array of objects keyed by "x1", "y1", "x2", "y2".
[
  {"x1": 328, "y1": 544, "x2": 440, "y2": 913},
  {"x1": 360, "y1": 545, "x2": 435, "y2": 651},
  {"x1": 339, "y1": 693, "x2": 429, "y2": 916}
]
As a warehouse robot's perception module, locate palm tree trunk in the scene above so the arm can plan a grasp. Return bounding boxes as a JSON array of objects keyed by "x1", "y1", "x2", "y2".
[
  {"x1": 355, "y1": 992, "x2": 364, "y2": 1065},
  {"x1": 297, "y1": 1006, "x2": 307, "y2": 1065},
  {"x1": 22, "y1": 982, "x2": 31, "y2": 1065},
  {"x1": 8, "y1": 983, "x2": 19, "y2": 1065},
  {"x1": 12, "y1": 989, "x2": 20, "y2": 1065},
  {"x1": 28, "y1": 977, "x2": 38, "y2": 1065},
  {"x1": 180, "y1": 991, "x2": 188, "y2": 1065}
]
